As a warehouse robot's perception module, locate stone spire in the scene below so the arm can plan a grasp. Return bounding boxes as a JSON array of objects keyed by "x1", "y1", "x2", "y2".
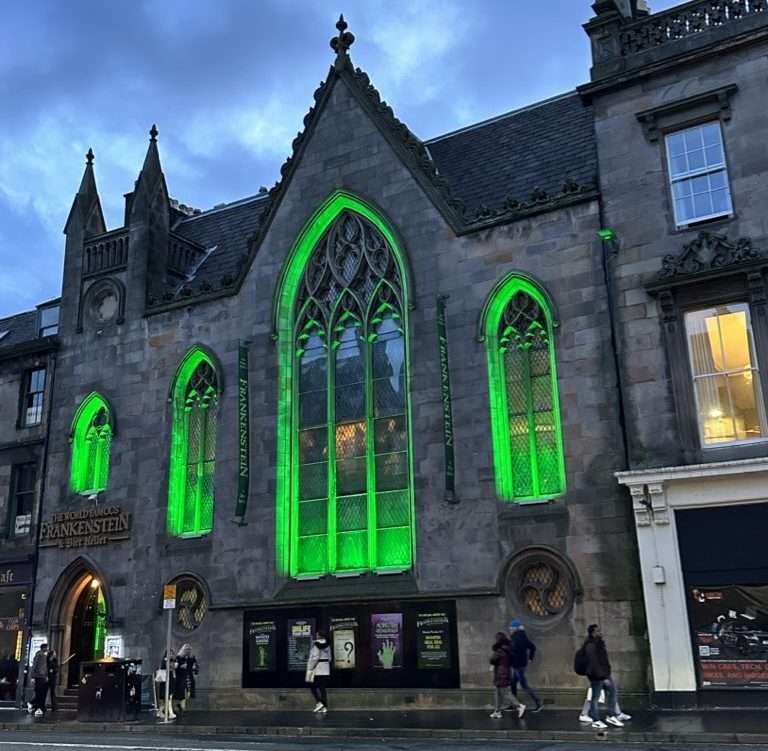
[
  {"x1": 330, "y1": 14, "x2": 355, "y2": 71},
  {"x1": 64, "y1": 147, "x2": 105, "y2": 236}
]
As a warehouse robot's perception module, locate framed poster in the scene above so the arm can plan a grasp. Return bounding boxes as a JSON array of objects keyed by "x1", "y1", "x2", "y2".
[
  {"x1": 416, "y1": 611, "x2": 451, "y2": 670},
  {"x1": 371, "y1": 612, "x2": 403, "y2": 669},
  {"x1": 104, "y1": 634, "x2": 124, "y2": 658},
  {"x1": 248, "y1": 620, "x2": 277, "y2": 672},
  {"x1": 330, "y1": 617, "x2": 358, "y2": 670},
  {"x1": 689, "y1": 585, "x2": 768, "y2": 688},
  {"x1": 287, "y1": 618, "x2": 316, "y2": 672}
]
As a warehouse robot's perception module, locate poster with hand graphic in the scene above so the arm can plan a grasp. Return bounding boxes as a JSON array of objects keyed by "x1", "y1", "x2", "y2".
[
  {"x1": 248, "y1": 620, "x2": 277, "y2": 672},
  {"x1": 372, "y1": 612, "x2": 403, "y2": 669}
]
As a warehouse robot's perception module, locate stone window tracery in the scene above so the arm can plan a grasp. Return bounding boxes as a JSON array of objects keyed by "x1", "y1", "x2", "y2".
[{"x1": 71, "y1": 393, "x2": 113, "y2": 494}]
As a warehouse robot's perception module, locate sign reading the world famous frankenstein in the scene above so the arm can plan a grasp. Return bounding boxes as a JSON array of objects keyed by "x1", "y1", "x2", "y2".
[{"x1": 40, "y1": 506, "x2": 132, "y2": 549}]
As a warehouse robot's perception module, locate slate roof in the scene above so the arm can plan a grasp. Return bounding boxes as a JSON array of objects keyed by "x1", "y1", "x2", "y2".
[
  {"x1": 173, "y1": 193, "x2": 272, "y2": 287},
  {"x1": 426, "y1": 92, "x2": 597, "y2": 212},
  {"x1": 0, "y1": 309, "x2": 38, "y2": 351},
  {"x1": 166, "y1": 90, "x2": 596, "y2": 294}
]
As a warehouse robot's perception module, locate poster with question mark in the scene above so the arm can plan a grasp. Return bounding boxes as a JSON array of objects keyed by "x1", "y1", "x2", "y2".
[{"x1": 333, "y1": 629, "x2": 356, "y2": 669}]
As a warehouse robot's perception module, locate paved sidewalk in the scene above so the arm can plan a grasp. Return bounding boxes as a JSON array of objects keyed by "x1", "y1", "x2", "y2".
[{"x1": 1, "y1": 707, "x2": 767, "y2": 745}]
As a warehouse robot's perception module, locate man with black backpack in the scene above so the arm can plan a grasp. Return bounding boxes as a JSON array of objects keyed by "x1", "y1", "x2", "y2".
[{"x1": 573, "y1": 624, "x2": 631, "y2": 729}]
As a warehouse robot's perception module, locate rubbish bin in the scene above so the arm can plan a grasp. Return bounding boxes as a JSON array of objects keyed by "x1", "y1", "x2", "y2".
[{"x1": 77, "y1": 658, "x2": 143, "y2": 721}]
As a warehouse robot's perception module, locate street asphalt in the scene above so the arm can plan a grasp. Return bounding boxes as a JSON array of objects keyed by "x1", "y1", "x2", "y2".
[{"x1": 2, "y1": 734, "x2": 768, "y2": 751}]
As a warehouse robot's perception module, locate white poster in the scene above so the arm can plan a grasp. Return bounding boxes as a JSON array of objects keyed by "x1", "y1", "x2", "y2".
[
  {"x1": 333, "y1": 628, "x2": 356, "y2": 669},
  {"x1": 104, "y1": 634, "x2": 124, "y2": 658}
]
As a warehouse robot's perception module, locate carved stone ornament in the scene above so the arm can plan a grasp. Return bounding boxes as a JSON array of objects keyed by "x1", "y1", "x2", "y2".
[{"x1": 658, "y1": 232, "x2": 761, "y2": 280}]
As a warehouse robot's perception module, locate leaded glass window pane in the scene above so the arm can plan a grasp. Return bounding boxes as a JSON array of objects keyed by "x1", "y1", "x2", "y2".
[
  {"x1": 291, "y1": 211, "x2": 412, "y2": 575},
  {"x1": 71, "y1": 397, "x2": 112, "y2": 494}
]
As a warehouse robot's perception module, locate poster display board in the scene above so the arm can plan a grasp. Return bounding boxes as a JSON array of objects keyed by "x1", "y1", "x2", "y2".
[
  {"x1": 371, "y1": 613, "x2": 403, "y2": 669},
  {"x1": 416, "y1": 610, "x2": 451, "y2": 670},
  {"x1": 287, "y1": 618, "x2": 316, "y2": 672},
  {"x1": 330, "y1": 617, "x2": 357, "y2": 670},
  {"x1": 248, "y1": 620, "x2": 277, "y2": 672},
  {"x1": 689, "y1": 585, "x2": 768, "y2": 689}
]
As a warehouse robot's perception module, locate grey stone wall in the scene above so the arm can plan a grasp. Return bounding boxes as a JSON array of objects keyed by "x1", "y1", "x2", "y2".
[
  {"x1": 34, "y1": 71, "x2": 644, "y2": 697},
  {"x1": 591, "y1": 37, "x2": 768, "y2": 469}
]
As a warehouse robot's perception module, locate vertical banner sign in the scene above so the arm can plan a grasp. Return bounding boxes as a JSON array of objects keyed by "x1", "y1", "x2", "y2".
[
  {"x1": 234, "y1": 341, "x2": 250, "y2": 523},
  {"x1": 436, "y1": 295, "x2": 457, "y2": 502}
]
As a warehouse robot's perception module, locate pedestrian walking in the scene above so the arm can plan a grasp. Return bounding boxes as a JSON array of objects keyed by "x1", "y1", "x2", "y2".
[
  {"x1": 45, "y1": 648, "x2": 58, "y2": 712},
  {"x1": 173, "y1": 644, "x2": 199, "y2": 713},
  {"x1": 508, "y1": 619, "x2": 542, "y2": 712},
  {"x1": 489, "y1": 631, "x2": 525, "y2": 719},
  {"x1": 155, "y1": 650, "x2": 175, "y2": 720},
  {"x1": 305, "y1": 630, "x2": 331, "y2": 713},
  {"x1": 578, "y1": 684, "x2": 628, "y2": 723},
  {"x1": 27, "y1": 643, "x2": 48, "y2": 717},
  {"x1": 574, "y1": 624, "x2": 631, "y2": 729}
]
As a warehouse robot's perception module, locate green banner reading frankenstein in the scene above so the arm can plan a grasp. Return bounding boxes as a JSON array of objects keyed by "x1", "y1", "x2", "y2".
[
  {"x1": 436, "y1": 296, "x2": 457, "y2": 502},
  {"x1": 234, "y1": 341, "x2": 250, "y2": 523}
]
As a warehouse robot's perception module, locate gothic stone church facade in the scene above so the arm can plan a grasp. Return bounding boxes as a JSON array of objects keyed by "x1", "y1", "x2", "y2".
[{"x1": 5, "y1": 0, "x2": 765, "y2": 707}]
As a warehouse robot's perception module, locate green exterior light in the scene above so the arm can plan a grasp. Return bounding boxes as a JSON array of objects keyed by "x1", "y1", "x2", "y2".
[
  {"x1": 70, "y1": 392, "x2": 113, "y2": 494},
  {"x1": 273, "y1": 191, "x2": 415, "y2": 578},
  {"x1": 598, "y1": 228, "x2": 617, "y2": 242},
  {"x1": 480, "y1": 274, "x2": 566, "y2": 502}
]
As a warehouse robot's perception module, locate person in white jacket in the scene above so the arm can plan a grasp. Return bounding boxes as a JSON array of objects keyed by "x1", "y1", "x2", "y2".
[{"x1": 306, "y1": 631, "x2": 331, "y2": 713}]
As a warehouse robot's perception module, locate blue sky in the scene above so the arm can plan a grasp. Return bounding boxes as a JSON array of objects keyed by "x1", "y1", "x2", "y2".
[{"x1": 0, "y1": 0, "x2": 680, "y2": 318}]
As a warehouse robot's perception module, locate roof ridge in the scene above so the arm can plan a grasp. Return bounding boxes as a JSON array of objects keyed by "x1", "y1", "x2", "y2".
[
  {"x1": 178, "y1": 193, "x2": 269, "y2": 223},
  {"x1": 425, "y1": 90, "x2": 580, "y2": 145}
]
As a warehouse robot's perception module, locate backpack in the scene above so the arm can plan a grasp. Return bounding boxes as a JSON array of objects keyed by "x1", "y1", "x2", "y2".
[{"x1": 573, "y1": 645, "x2": 588, "y2": 676}]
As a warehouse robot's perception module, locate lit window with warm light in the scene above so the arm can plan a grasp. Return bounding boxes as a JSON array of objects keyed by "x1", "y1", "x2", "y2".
[{"x1": 685, "y1": 303, "x2": 767, "y2": 446}]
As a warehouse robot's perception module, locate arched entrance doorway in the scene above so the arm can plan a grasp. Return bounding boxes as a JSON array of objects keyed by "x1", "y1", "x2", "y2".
[
  {"x1": 46, "y1": 562, "x2": 110, "y2": 689},
  {"x1": 67, "y1": 576, "x2": 107, "y2": 687}
]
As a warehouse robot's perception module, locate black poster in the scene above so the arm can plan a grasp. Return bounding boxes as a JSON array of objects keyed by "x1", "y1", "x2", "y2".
[
  {"x1": 234, "y1": 341, "x2": 250, "y2": 523},
  {"x1": 287, "y1": 618, "x2": 316, "y2": 672},
  {"x1": 689, "y1": 585, "x2": 768, "y2": 689},
  {"x1": 436, "y1": 295, "x2": 457, "y2": 502},
  {"x1": 248, "y1": 620, "x2": 277, "y2": 672},
  {"x1": 416, "y1": 611, "x2": 451, "y2": 670}
]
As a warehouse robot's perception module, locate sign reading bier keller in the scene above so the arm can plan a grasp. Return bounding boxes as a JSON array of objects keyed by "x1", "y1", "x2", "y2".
[{"x1": 40, "y1": 506, "x2": 132, "y2": 548}]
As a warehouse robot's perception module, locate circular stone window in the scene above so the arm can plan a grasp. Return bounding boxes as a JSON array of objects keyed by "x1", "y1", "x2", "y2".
[
  {"x1": 87, "y1": 281, "x2": 120, "y2": 324},
  {"x1": 505, "y1": 549, "x2": 577, "y2": 625},
  {"x1": 173, "y1": 577, "x2": 208, "y2": 632}
]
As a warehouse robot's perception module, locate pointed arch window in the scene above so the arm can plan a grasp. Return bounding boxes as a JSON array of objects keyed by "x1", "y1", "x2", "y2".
[
  {"x1": 71, "y1": 393, "x2": 113, "y2": 494},
  {"x1": 482, "y1": 276, "x2": 565, "y2": 502},
  {"x1": 168, "y1": 350, "x2": 219, "y2": 537},
  {"x1": 287, "y1": 208, "x2": 413, "y2": 577}
]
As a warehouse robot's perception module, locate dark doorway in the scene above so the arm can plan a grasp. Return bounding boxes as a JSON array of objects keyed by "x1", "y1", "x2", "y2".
[{"x1": 68, "y1": 581, "x2": 106, "y2": 687}]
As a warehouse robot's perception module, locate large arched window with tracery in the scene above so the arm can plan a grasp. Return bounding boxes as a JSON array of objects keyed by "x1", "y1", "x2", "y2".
[
  {"x1": 168, "y1": 348, "x2": 219, "y2": 537},
  {"x1": 70, "y1": 392, "x2": 113, "y2": 494},
  {"x1": 482, "y1": 275, "x2": 565, "y2": 502},
  {"x1": 279, "y1": 201, "x2": 413, "y2": 577}
]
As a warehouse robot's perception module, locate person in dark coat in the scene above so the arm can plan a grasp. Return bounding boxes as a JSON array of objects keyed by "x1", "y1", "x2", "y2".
[
  {"x1": 508, "y1": 619, "x2": 542, "y2": 712},
  {"x1": 45, "y1": 648, "x2": 58, "y2": 712},
  {"x1": 28, "y1": 643, "x2": 48, "y2": 716},
  {"x1": 0, "y1": 654, "x2": 15, "y2": 701},
  {"x1": 172, "y1": 644, "x2": 199, "y2": 713},
  {"x1": 583, "y1": 624, "x2": 626, "y2": 728},
  {"x1": 489, "y1": 632, "x2": 525, "y2": 719}
]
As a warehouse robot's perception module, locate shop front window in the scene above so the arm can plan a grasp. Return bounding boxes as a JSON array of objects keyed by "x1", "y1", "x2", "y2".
[{"x1": 0, "y1": 590, "x2": 25, "y2": 701}]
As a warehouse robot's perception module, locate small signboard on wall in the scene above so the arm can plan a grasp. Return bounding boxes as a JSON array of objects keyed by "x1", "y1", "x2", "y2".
[{"x1": 104, "y1": 634, "x2": 124, "y2": 658}]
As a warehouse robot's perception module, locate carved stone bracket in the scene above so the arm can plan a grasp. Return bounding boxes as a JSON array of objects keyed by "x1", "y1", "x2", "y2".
[
  {"x1": 748, "y1": 271, "x2": 768, "y2": 317},
  {"x1": 630, "y1": 484, "x2": 651, "y2": 526},
  {"x1": 629, "y1": 481, "x2": 669, "y2": 526},
  {"x1": 647, "y1": 482, "x2": 669, "y2": 525}
]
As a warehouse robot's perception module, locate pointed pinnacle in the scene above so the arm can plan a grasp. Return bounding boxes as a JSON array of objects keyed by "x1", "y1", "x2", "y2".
[
  {"x1": 85, "y1": 148, "x2": 94, "y2": 165},
  {"x1": 330, "y1": 13, "x2": 355, "y2": 65},
  {"x1": 336, "y1": 13, "x2": 347, "y2": 32},
  {"x1": 149, "y1": 124, "x2": 159, "y2": 141}
]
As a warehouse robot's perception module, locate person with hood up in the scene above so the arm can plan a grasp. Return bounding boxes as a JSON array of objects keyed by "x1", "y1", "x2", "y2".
[
  {"x1": 582, "y1": 624, "x2": 630, "y2": 729},
  {"x1": 489, "y1": 631, "x2": 525, "y2": 719},
  {"x1": 306, "y1": 630, "x2": 331, "y2": 713},
  {"x1": 508, "y1": 619, "x2": 543, "y2": 712}
]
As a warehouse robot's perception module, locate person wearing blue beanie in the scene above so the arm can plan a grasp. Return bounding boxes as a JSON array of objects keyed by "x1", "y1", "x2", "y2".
[{"x1": 507, "y1": 619, "x2": 543, "y2": 712}]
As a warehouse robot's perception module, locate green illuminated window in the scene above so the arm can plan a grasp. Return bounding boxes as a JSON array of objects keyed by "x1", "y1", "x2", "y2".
[
  {"x1": 168, "y1": 349, "x2": 219, "y2": 537},
  {"x1": 280, "y1": 201, "x2": 414, "y2": 577},
  {"x1": 70, "y1": 393, "x2": 113, "y2": 494},
  {"x1": 483, "y1": 276, "x2": 565, "y2": 502}
]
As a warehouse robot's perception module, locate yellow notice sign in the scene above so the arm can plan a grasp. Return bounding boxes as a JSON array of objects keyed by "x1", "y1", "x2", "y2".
[{"x1": 163, "y1": 584, "x2": 177, "y2": 609}]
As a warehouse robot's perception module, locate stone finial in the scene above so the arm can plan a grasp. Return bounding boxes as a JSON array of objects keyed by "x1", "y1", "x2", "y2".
[
  {"x1": 330, "y1": 14, "x2": 355, "y2": 69},
  {"x1": 149, "y1": 123, "x2": 159, "y2": 142},
  {"x1": 86, "y1": 148, "x2": 95, "y2": 165}
]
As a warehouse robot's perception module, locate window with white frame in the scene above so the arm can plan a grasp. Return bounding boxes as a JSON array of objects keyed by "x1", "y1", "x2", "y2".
[
  {"x1": 665, "y1": 122, "x2": 733, "y2": 228},
  {"x1": 685, "y1": 303, "x2": 767, "y2": 446}
]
